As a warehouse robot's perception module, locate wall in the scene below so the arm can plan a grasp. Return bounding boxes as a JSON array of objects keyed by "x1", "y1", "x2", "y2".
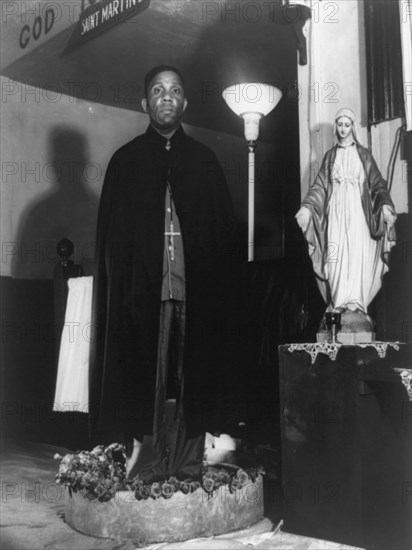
[
  {"x1": 297, "y1": 0, "x2": 411, "y2": 345},
  {"x1": 1, "y1": 75, "x2": 138, "y2": 279},
  {"x1": 2, "y1": 0, "x2": 301, "y2": 281},
  {"x1": 298, "y1": 0, "x2": 367, "y2": 198},
  {"x1": 1, "y1": 74, "x2": 284, "y2": 279},
  {"x1": 298, "y1": 0, "x2": 408, "y2": 213}
]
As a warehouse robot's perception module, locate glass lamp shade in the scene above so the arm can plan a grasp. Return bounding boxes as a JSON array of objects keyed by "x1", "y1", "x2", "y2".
[{"x1": 222, "y1": 83, "x2": 282, "y2": 141}]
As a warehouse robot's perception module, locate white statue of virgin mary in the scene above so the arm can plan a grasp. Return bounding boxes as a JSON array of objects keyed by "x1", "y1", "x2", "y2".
[{"x1": 296, "y1": 108, "x2": 396, "y2": 341}]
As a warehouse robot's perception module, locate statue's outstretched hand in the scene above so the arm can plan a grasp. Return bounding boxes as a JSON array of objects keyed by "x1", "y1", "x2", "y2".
[
  {"x1": 295, "y1": 206, "x2": 311, "y2": 232},
  {"x1": 382, "y1": 204, "x2": 396, "y2": 228}
]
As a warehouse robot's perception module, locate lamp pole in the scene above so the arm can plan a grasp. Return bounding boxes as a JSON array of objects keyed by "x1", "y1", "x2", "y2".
[
  {"x1": 248, "y1": 141, "x2": 256, "y2": 262},
  {"x1": 222, "y1": 83, "x2": 282, "y2": 262}
]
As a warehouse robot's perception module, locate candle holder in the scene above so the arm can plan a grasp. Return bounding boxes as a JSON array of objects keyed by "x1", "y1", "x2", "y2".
[{"x1": 325, "y1": 312, "x2": 341, "y2": 343}]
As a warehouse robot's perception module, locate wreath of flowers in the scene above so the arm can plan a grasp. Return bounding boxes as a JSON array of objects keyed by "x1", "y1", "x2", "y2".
[{"x1": 55, "y1": 443, "x2": 265, "y2": 503}]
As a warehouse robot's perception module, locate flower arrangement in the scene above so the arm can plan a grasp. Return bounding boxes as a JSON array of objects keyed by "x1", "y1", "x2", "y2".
[
  {"x1": 55, "y1": 443, "x2": 127, "y2": 502},
  {"x1": 55, "y1": 444, "x2": 265, "y2": 503}
]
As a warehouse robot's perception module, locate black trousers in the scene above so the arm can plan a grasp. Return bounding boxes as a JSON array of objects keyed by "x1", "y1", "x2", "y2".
[{"x1": 128, "y1": 300, "x2": 205, "y2": 481}]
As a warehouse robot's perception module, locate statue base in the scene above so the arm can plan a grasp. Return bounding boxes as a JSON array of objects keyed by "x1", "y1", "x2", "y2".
[
  {"x1": 318, "y1": 310, "x2": 375, "y2": 344},
  {"x1": 64, "y1": 475, "x2": 264, "y2": 543},
  {"x1": 317, "y1": 331, "x2": 375, "y2": 344}
]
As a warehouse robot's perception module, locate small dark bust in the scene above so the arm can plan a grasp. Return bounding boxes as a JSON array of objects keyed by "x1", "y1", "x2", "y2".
[{"x1": 56, "y1": 238, "x2": 75, "y2": 266}]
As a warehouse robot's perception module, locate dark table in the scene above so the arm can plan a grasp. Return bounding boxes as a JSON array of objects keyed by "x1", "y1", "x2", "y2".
[{"x1": 279, "y1": 343, "x2": 411, "y2": 550}]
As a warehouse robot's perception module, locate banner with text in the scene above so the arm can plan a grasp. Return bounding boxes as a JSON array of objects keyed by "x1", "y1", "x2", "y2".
[{"x1": 64, "y1": 0, "x2": 150, "y2": 54}]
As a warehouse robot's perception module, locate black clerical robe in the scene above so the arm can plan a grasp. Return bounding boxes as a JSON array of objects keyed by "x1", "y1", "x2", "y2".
[{"x1": 89, "y1": 125, "x2": 241, "y2": 439}]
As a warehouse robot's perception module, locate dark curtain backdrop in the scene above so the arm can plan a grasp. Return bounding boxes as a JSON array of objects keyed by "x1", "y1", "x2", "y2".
[{"x1": 364, "y1": 0, "x2": 405, "y2": 125}]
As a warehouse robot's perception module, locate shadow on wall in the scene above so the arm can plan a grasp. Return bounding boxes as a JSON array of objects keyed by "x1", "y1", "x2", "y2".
[
  {"x1": 12, "y1": 127, "x2": 99, "y2": 280},
  {"x1": 300, "y1": 122, "x2": 334, "y2": 190}
]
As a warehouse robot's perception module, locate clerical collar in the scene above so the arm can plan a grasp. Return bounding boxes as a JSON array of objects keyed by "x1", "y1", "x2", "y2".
[{"x1": 145, "y1": 124, "x2": 186, "y2": 148}]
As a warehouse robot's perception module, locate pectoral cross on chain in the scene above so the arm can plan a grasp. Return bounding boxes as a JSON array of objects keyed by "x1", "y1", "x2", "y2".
[
  {"x1": 164, "y1": 140, "x2": 180, "y2": 261},
  {"x1": 165, "y1": 221, "x2": 180, "y2": 261},
  {"x1": 165, "y1": 178, "x2": 180, "y2": 261}
]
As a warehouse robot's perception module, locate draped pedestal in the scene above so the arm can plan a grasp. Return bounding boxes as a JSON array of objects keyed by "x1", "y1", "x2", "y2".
[{"x1": 279, "y1": 343, "x2": 411, "y2": 549}]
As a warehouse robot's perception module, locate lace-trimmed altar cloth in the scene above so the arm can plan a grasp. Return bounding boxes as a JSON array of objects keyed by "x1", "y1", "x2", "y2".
[
  {"x1": 286, "y1": 342, "x2": 412, "y2": 401},
  {"x1": 394, "y1": 369, "x2": 412, "y2": 401},
  {"x1": 53, "y1": 276, "x2": 93, "y2": 413},
  {"x1": 287, "y1": 341, "x2": 401, "y2": 364}
]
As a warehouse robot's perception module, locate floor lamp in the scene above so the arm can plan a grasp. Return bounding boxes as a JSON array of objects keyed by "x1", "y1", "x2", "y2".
[{"x1": 222, "y1": 83, "x2": 282, "y2": 261}]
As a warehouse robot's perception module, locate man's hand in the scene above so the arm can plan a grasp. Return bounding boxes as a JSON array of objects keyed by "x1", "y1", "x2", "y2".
[
  {"x1": 295, "y1": 206, "x2": 311, "y2": 232},
  {"x1": 382, "y1": 204, "x2": 396, "y2": 228}
]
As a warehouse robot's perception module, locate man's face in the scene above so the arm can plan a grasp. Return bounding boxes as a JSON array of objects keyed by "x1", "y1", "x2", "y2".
[{"x1": 142, "y1": 71, "x2": 188, "y2": 134}]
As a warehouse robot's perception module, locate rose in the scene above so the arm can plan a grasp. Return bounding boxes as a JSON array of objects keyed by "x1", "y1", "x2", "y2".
[
  {"x1": 205, "y1": 469, "x2": 222, "y2": 490},
  {"x1": 61, "y1": 454, "x2": 75, "y2": 465},
  {"x1": 135, "y1": 484, "x2": 150, "y2": 500},
  {"x1": 58, "y1": 464, "x2": 69, "y2": 476},
  {"x1": 168, "y1": 476, "x2": 180, "y2": 492},
  {"x1": 133, "y1": 483, "x2": 143, "y2": 500},
  {"x1": 161, "y1": 482, "x2": 174, "y2": 499},
  {"x1": 247, "y1": 466, "x2": 265, "y2": 482},
  {"x1": 248, "y1": 470, "x2": 257, "y2": 482},
  {"x1": 105, "y1": 443, "x2": 124, "y2": 453},
  {"x1": 150, "y1": 482, "x2": 162, "y2": 499},
  {"x1": 202, "y1": 478, "x2": 215, "y2": 493},
  {"x1": 180, "y1": 480, "x2": 191, "y2": 494},
  {"x1": 203, "y1": 469, "x2": 219, "y2": 482},
  {"x1": 236, "y1": 469, "x2": 249, "y2": 487},
  {"x1": 79, "y1": 452, "x2": 91, "y2": 464},
  {"x1": 81, "y1": 473, "x2": 92, "y2": 485},
  {"x1": 129, "y1": 477, "x2": 143, "y2": 491},
  {"x1": 91, "y1": 445, "x2": 104, "y2": 455},
  {"x1": 230, "y1": 478, "x2": 241, "y2": 492}
]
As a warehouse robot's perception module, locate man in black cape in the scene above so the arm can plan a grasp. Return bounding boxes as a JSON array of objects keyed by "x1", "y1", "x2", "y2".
[{"x1": 89, "y1": 66, "x2": 242, "y2": 482}]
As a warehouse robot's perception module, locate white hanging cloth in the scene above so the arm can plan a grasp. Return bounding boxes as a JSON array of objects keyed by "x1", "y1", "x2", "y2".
[{"x1": 53, "y1": 276, "x2": 93, "y2": 413}]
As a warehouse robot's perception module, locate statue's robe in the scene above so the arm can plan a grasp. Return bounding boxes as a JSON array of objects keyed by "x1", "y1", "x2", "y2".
[
  {"x1": 89, "y1": 125, "x2": 242, "y2": 440},
  {"x1": 301, "y1": 143, "x2": 396, "y2": 309}
]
